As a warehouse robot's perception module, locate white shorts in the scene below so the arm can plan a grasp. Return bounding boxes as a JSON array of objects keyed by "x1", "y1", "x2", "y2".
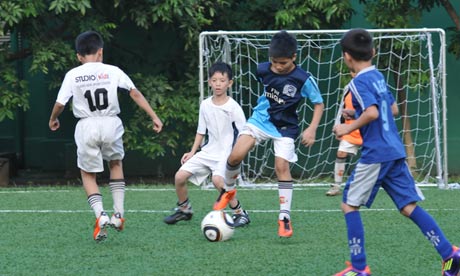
[
  {"x1": 338, "y1": 139, "x2": 360, "y2": 155},
  {"x1": 240, "y1": 123, "x2": 298, "y2": 163},
  {"x1": 179, "y1": 151, "x2": 227, "y2": 186},
  {"x1": 74, "y1": 116, "x2": 125, "y2": 173}
]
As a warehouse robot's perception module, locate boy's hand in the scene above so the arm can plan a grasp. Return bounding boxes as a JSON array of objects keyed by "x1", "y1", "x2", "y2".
[
  {"x1": 301, "y1": 127, "x2": 316, "y2": 147},
  {"x1": 333, "y1": 124, "x2": 351, "y2": 139},
  {"x1": 152, "y1": 117, "x2": 163, "y2": 133},
  {"x1": 181, "y1": 152, "x2": 194, "y2": 164},
  {"x1": 342, "y1": 109, "x2": 355, "y2": 120},
  {"x1": 49, "y1": 118, "x2": 60, "y2": 131}
]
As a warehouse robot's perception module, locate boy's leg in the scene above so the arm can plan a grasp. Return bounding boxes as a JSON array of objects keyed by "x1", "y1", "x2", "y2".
[
  {"x1": 225, "y1": 134, "x2": 256, "y2": 188},
  {"x1": 213, "y1": 175, "x2": 250, "y2": 227},
  {"x1": 82, "y1": 170, "x2": 105, "y2": 217},
  {"x1": 335, "y1": 204, "x2": 371, "y2": 275},
  {"x1": 343, "y1": 205, "x2": 367, "y2": 271},
  {"x1": 403, "y1": 203, "x2": 452, "y2": 258},
  {"x1": 108, "y1": 160, "x2": 126, "y2": 231},
  {"x1": 81, "y1": 170, "x2": 109, "y2": 241},
  {"x1": 389, "y1": 160, "x2": 459, "y2": 275},
  {"x1": 275, "y1": 157, "x2": 293, "y2": 238},
  {"x1": 108, "y1": 160, "x2": 125, "y2": 216},
  {"x1": 327, "y1": 151, "x2": 347, "y2": 196},
  {"x1": 164, "y1": 170, "x2": 193, "y2": 224},
  {"x1": 214, "y1": 135, "x2": 255, "y2": 210},
  {"x1": 403, "y1": 203, "x2": 460, "y2": 275}
]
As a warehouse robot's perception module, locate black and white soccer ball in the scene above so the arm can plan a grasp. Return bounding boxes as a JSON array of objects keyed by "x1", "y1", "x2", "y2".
[{"x1": 201, "y1": 210, "x2": 234, "y2": 242}]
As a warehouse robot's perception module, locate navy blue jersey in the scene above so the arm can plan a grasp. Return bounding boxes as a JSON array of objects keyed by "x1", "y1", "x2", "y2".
[
  {"x1": 248, "y1": 62, "x2": 323, "y2": 139},
  {"x1": 348, "y1": 66, "x2": 405, "y2": 163}
]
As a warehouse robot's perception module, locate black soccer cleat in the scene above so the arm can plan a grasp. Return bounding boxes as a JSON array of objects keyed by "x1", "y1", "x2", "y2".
[
  {"x1": 232, "y1": 210, "x2": 250, "y2": 227},
  {"x1": 164, "y1": 208, "x2": 193, "y2": 224}
]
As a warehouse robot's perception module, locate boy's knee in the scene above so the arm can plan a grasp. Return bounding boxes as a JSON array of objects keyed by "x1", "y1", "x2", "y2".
[
  {"x1": 400, "y1": 203, "x2": 417, "y2": 217},
  {"x1": 174, "y1": 170, "x2": 189, "y2": 186},
  {"x1": 108, "y1": 160, "x2": 122, "y2": 169}
]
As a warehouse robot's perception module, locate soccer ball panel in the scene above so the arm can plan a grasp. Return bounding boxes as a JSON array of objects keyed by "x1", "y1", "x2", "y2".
[{"x1": 201, "y1": 210, "x2": 234, "y2": 242}]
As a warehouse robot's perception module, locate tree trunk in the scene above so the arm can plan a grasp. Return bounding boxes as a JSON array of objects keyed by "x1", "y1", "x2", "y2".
[{"x1": 439, "y1": 0, "x2": 460, "y2": 31}]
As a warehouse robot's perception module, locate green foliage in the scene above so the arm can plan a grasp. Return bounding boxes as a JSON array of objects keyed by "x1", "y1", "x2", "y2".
[
  {"x1": 123, "y1": 74, "x2": 199, "y2": 158},
  {"x1": 275, "y1": 0, "x2": 353, "y2": 29},
  {"x1": 361, "y1": 0, "x2": 460, "y2": 59},
  {"x1": 447, "y1": 27, "x2": 460, "y2": 59},
  {"x1": 0, "y1": 66, "x2": 29, "y2": 121},
  {"x1": 48, "y1": 0, "x2": 91, "y2": 15},
  {"x1": 0, "y1": 0, "x2": 352, "y2": 160},
  {"x1": 212, "y1": 0, "x2": 352, "y2": 30},
  {"x1": 362, "y1": 0, "x2": 424, "y2": 28},
  {"x1": 117, "y1": 0, "x2": 229, "y2": 49}
]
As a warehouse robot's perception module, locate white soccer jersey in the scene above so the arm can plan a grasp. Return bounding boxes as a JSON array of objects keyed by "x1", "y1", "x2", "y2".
[
  {"x1": 56, "y1": 62, "x2": 135, "y2": 118},
  {"x1": 197, "y1": 97, "x2": 246, "y2": 159}
]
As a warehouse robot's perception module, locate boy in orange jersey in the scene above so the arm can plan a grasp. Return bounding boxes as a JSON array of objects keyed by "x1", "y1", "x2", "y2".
[{"x1": 327, "y1": 75, "x2": 362, "y2": 196}]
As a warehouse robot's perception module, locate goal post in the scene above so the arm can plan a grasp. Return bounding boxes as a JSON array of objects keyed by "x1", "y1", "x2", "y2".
[{"x1": 198, "y1": 28, "x2": 447, "y2": 188}]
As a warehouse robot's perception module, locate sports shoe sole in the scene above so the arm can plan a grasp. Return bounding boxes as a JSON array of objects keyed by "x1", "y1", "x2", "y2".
[
  {"x1": 278, "y1": 219, "x2": 293, "y2": 238},
  {"x1": 93, "y1": 217, "x2": 109, "y2": 242},
  {"x1": 164, "y1": 212, "x2": 193, "y2": 224}
]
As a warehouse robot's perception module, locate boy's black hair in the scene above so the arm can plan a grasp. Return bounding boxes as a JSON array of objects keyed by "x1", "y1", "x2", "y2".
[
  {"x1": 75, "y1": 31, "x2": 104, "y2": 56},
  {"x1": 208, "y1": 62, "x2": 233, "y2": 80},
  {"x1": 268, "y1": 30, "x2": 297, "y2": 58},
  {"x1": 340, "y1": 29, "x2": 374, "y2": 61}
]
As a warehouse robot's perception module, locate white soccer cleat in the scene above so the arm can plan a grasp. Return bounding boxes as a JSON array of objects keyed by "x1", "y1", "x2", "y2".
[
  {"x1": 93, "y1": 212, "x2": 110, "y2": 242},
  {"x1": 110, "y1": 212, "x2": 125, "y2": 232}
]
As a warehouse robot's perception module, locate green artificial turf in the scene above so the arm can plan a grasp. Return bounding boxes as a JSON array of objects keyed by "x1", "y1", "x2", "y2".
[{"x1": 0, "y1": 185, "x2": 459, "y2": 275}]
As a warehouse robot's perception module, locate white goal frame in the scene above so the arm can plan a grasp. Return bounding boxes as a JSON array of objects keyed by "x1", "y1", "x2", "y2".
[{"x1": 198, "y1": 28, "x2": 447, "y2": 188}]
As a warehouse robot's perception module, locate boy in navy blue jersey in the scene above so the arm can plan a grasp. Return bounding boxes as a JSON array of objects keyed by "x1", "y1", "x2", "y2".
[
  {"x1": 333, "y1": 28, "x2": 460, "y2": 276},
  {"x1": 213, "y1": 30, "x2": 324, "y2": 238}
]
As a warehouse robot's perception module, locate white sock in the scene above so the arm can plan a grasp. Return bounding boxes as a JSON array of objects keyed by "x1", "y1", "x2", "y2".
[
  {"x1": 278, "y1": 181, "x2": 293, "y2": 220},
  {"x1": 334, "y1": 158, "x2": 346, "y2": 184},
  {"x1": 230, "y1": 200, "x2": 243, "y2": 215},
  {"x1": 87, "y1": 193, "x2": 104, "y2": 217},
  {"x1": 110, "y1": 179, "x2": 125, "y2": 217},
  {"x1": 224, "y1": 162, "x2": 241, "y2": 191}
]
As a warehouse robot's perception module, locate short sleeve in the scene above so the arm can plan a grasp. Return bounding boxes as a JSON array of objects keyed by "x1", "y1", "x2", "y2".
[
  {"x1": 56, "y1": 73, "x2": 74, "y2": 105},
  {"x1": 301, "y1": 77, "x2": 323, "y2": 104}
]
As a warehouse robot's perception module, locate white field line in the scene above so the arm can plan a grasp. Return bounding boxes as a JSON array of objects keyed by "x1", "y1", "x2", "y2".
[
  {"x1": 0, "y1": 184, "x2": 441, "y2": 194},
  {"x1": 0, "y1": 190, "x2": 71, "y2": 194},
  {"x1": 0, "y1": 208, "x2": 457, "y2": 214}
]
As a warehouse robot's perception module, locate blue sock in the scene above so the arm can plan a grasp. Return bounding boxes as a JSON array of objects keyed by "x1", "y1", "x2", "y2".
[
  {"x1": 345, "y1": 211, "x2": 367, "y2": 270},
  {"x1": 409, "y1": 205, "x2": 452, "y2": 260}
]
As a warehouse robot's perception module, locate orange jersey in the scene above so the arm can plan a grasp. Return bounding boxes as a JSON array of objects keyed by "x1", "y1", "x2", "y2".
[{"x1": 342, "y1": 92, "x2": 363, "y2": 146}]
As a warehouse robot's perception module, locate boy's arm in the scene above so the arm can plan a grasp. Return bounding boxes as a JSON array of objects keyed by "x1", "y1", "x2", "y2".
[
  {"x1": 49, "y1": 102, "x2": 66, "y2": 131},
  {"x1": 333, "y1": 105, "x2": 379, "y2": 138},
  {"x1": 301, "y1": 102, "x2": 324, "y2": 146},
  {"x1": 181, "y1": 133, "x2": 204, "y2": 164},
  {"x1": 129, "y1": 88, "x2": 163, "y2": 133},
  {"x1": 391, "y1": 102, "x2": 399, "y2": 117}
]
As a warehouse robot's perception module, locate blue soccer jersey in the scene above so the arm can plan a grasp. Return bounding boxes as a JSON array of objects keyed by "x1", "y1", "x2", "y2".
[
  {"x1": 248, "y1": 62, "x2": 323, "y2": 139},
  {"x1": 348, "y1": 65, "x2": 405, "y2": 163}
]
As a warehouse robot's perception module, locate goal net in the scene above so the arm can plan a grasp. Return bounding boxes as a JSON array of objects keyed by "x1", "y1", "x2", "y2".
[{"x1": 198, "y1": 29, "x2": 447, "y2": 188}]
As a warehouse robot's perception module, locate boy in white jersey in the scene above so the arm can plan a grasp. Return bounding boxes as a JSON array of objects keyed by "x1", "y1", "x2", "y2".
[
  {"x1": 49, "y1": 31, "x2": 163, "y2": 242},
  {"x1": 332, "y1": 28, "x2": 460, "y2": 276},
  {"x1": 164, "y1": 62, "x2": 250, "y2": 227}
]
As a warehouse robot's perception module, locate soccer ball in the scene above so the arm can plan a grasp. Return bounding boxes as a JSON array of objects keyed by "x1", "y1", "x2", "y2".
[{"x1": 201, "y1": 210, "x2": 234, "y2": 242}]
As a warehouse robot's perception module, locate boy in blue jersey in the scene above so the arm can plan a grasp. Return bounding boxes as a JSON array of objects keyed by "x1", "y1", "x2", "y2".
[
  {"x1": 213, "y1": 30, "x2": 324, "y2": 238},
  {"x1": 333, "y1": 28, "x2": 460, "y2": 276}
]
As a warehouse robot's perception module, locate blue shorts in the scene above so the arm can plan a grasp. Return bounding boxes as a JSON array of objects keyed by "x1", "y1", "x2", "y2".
[{"x1": 343, "y1": 158, "x2": 424, "y2": 210}]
